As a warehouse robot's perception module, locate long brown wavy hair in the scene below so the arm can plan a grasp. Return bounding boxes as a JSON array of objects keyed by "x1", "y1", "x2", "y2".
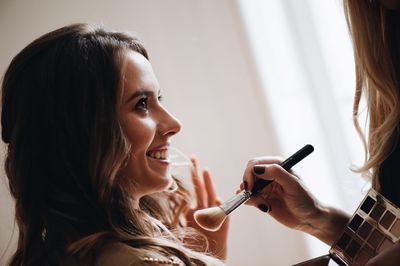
[
  {"x1": 1, "y1": 23, "x2": 222, "y2": 265},
  {"x1": 343, "y1": 1, "x2": 400, "y2": 190}
]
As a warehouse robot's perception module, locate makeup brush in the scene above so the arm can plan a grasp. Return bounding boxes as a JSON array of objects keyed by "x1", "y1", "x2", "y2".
[{"x1": 193, "y1": 144, "x2": 314, "y2": 232}]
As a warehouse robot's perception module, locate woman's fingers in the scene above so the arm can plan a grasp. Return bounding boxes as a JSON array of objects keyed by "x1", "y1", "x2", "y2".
[
  {"x1": 252, "y1": 164, "x2": 300, "y2": 191},
  {"x1": 243, "y1": 158, "x2": 301, "y2": 193},
  {"x1": 203, "y1": 168, "x2": 218, "y2": 206},
  {"x1": 191, "y1": 156, "x2": 200, "y2": 178},
  {"x1": 242, "y1": 157, "x2": 282, "y2": 192},
  {"x1": 190, "y1": 156, "x2": 223, "y2": 208},
  {"x1": 191, "y1": 156, "x2": 206, "y2": 208},
  {"x1": 245, "y1": 194, "x2": 271, "y2": 212}
]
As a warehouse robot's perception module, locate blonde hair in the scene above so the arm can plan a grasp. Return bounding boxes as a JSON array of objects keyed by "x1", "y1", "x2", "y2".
[
  {"x1": 343, "y1": 1, "x2": 400, "y2": 190},
  {"x1": 1, "y1": 23, "x2": 223, "y2": 265}
]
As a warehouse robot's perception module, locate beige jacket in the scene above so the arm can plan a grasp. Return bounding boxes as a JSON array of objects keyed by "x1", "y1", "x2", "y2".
[{"x1": 63, "y1": 242, "x2": 185, "y2": 266}]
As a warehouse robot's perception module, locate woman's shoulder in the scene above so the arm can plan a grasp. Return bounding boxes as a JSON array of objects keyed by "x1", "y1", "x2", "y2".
[
  {"x1": 93, "y1": 242, "x2": 144, "y2": 265},
  {"x1": 95, "y1": 242, "x2": 184, "y2": 266}
]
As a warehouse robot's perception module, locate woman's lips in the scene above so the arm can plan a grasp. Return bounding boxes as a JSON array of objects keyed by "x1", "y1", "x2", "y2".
[
  {"x1": 146, "y1": 147, "x2": 171, "y2": 164},
  {"x1": 147, "y1": 149, "x2": 168, "y2": 160}
]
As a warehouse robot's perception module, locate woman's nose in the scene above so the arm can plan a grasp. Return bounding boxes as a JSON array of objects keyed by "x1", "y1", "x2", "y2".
[{"x1": 159, "y1": 108, "x2": 182, "y2": 137}]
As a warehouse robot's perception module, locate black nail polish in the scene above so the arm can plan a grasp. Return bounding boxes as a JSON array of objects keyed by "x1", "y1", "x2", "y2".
[
  {"x1": 258, "y1": 204, "x2": 269, "y2": 213},
  {"x1": 244, "y1": 181, "x2": 248, "y2": 191},
  {"x1": 253, "y1": 165, "x2": 265, "y2": 175}
]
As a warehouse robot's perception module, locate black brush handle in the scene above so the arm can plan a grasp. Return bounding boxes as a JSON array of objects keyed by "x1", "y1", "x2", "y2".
[{"x1": 251, "y1": 144, "x2": 314, "y2": 195}]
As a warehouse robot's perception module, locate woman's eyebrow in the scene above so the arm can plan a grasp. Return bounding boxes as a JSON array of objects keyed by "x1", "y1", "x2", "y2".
[{"x1": 126, "y1": 88, "x2": 154, "y2": 103}]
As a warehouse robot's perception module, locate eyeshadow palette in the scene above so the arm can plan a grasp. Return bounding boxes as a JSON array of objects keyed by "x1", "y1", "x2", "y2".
[
  {"x1": 292, "y1": 254, "x2": 340, "y2": 266},
  {"x1": 293, "y1": 188, "x2": 400, "y2": 266},
  {"x1": 329, "y1": 188, "x2": 400, "y2": 265}
]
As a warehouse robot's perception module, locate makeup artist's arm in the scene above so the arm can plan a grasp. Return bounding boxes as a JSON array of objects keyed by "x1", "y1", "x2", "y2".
[
  {"x1": 366, "y1": 242, "x2": 400, "y2": 266},
  {"x1": 185, "y1": 157, "x2": 230, "y2": 260},
  {"x1": 241, "y1": 157, "x2": 349, "y2": 245}
]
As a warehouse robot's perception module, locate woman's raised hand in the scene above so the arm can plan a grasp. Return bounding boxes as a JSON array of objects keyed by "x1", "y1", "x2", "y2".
[{"x1": 185, "y1": 156, "x2": 229, "y2": 261}]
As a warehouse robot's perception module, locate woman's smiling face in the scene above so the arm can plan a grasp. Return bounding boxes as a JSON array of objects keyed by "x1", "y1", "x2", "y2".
[{"x1": 118, "y1": 50, "x2": 181, "y2": 198}]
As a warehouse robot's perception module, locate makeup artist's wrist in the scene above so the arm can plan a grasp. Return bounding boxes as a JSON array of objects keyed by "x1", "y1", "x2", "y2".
[{"x1": 304, "y1": 205, "x2": 350, "y2": 246}]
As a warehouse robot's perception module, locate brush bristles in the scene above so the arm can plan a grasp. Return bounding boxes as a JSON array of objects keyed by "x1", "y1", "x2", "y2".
[{"x1": 193, "y1": 206, "x2": 227, "y2": 232}]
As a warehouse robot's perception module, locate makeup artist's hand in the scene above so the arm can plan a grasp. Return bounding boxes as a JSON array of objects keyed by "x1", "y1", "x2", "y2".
[
  {"x1": 240, "y1": 157, "x2": 349, "y2": 245},
  {"x1": 366, "y1": 242, "x2": 400, "y2": 266},
  {"x1": 185, "y1": 156, "x2": 229, "y2": 261}
]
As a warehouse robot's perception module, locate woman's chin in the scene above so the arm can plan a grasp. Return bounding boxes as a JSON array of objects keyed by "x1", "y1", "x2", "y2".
[
  {"x1": 161, "y1": 175, "x2": 174, "y2": 189},
  {"x1": 151, "y1": 174, "x2": 174, "y2": 192}
]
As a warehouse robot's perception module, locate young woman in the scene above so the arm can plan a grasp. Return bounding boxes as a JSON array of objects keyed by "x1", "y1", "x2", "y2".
[
  {"x1": 241, "y1": 1, "x2": 400, "y2": 265},
  {"x1": 1, "y1": 23, "x2": 228, "y2": 265}
]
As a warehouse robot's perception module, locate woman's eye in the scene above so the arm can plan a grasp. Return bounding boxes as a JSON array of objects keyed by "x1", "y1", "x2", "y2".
[
  {"x1": 158, "y1": 95, "x2": 163, "y2": 102},
  {"x1": 135, "y1": 97, "x2": 148, "y2": 111}
]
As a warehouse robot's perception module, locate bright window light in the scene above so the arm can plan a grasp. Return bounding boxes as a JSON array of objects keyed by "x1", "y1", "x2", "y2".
[{"x1": 237, "y1": 0, "x2": 368, "y2": 258}]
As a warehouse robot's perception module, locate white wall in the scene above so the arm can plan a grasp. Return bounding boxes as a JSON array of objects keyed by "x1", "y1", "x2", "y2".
[{"x1": 0, "y1": 1, "x2": 311, "y2": 265}]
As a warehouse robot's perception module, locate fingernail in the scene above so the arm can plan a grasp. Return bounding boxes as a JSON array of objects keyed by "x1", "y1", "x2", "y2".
[
  {"x1": 253, "y1": 165, "x2": 265, "y2": 175},
  {"x1": 243, "y1": 181, "x2": 248, "y2": 191},
  {"x1": 258, "y1": 204, "x2": 269, "y2": 213}
]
